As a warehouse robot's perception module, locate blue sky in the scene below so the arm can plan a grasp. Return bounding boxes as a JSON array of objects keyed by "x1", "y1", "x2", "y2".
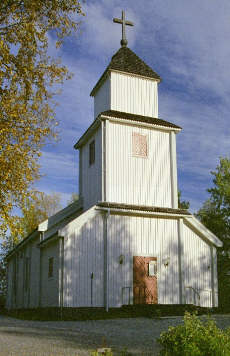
[{"x1": 36, "y1": 0, "x2": 230, "y2": 212}]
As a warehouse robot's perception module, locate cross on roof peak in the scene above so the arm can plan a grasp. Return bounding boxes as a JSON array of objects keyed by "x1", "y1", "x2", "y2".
[{"x1": 113, "y1": 10, "x2": 134, "y2": 47}]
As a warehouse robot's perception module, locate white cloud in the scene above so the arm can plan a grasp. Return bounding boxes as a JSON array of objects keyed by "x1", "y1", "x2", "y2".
[
  {"x1": 79, "y1": 3, "x2": 138, "y2": 57},
  {"x1": 34, "y1": 0, "x2": 230, "y2": 213}
]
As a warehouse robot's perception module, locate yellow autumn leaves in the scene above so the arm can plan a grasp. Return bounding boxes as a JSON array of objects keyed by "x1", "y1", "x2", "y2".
[{"x1": 0, "y1": 0, "x2": 84, "y2": 241}]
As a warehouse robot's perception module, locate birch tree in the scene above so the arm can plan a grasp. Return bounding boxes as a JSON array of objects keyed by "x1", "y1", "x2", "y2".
[{"x1": 0, "y1": 0, "x2": 84, "y2": 236}]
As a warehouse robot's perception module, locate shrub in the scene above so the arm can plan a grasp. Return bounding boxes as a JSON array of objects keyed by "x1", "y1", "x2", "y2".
[{"x1": 158, "y1": 312, "x2": 230, "y2": 356}]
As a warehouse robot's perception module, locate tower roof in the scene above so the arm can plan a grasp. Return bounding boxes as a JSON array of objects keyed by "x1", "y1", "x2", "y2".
[{"x1": 90, "y1": 46, "x2": 161, "y2": 97}]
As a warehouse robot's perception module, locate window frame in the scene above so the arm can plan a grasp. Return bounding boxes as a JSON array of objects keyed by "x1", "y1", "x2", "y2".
[{"x1": 148, "y1": 260, "x2": 157, "y2": 277}]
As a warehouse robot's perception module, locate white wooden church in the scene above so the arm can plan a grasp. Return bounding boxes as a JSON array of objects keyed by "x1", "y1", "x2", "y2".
[{"x1": 6, "y1": 12, "x2": 222, "y2": 311}]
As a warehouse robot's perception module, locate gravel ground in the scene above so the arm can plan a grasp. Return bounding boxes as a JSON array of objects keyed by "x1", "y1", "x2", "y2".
[{"x1": 1, "y1": 314, "x2": 230, "y2": 356}]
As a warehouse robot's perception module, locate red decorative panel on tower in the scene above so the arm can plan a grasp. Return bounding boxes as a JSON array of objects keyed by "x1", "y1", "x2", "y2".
[
  {"x1": 133, "y1": 256, "x2": 158, "y2": 304},
  {"x1": 132, "y1": 132, "x2": 147, "y2": 157}
]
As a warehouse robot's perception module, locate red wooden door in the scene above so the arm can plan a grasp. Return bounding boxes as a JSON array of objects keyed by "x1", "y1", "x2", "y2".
[{"x1": 133, "y1": 256, "x2": 158, "y2": 304}]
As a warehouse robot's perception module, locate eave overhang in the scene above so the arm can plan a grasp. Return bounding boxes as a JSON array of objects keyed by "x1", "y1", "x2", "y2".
[
  {"x1": 6, "y1": 200, "x2": 83, "y2": 259},
  {"x1": 90, "y1": 69, "x2": 161, "y2": 97},
  {"x1": 74, "y1": 110, "x2": 181, "y2": 150},
  {"x1": 96, "y1": 202, "x2": 223, "y2": 248},
  {"x1": 96, "y1": 201, "x2": 191, "y2": 217},
  {"x1": 184, "y1": 216, "x2": 223, "y2": 248},
  {"x1": 6, "y1": 228, "x2": 39, "y2": 260}
]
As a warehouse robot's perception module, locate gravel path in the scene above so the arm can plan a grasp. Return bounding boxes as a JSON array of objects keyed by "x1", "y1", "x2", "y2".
[{"x1": 1, "y1": 314, "x2": 230, "y2": 356}]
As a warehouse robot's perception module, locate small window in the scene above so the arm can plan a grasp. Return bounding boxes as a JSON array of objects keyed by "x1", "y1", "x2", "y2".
[
  {"x1": 132, "y1": 132, "x2": 147, "y2": 157},
  {"x1": 148, "y1": 261, "x2": 157, "y2": 276},
  {"x1": 89, "y1": 140, "x2": 95, "y2": 165},
  {"x1": 48, "y1": 257, "x2": 54, "y2": 278}
]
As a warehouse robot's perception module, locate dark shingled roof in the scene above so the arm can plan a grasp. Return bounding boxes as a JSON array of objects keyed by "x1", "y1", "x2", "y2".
[
  {"x1": 100, "y1": 110, "x2": 182, "y2": 130},
  {"x1": 90, "y1": 46, "x2": 161, "y2": 96},
  {"x1": 97, "y1": 202, "x2": 191, "y2": 215}
]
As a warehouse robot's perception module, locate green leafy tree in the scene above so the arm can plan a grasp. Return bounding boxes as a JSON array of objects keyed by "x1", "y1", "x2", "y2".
[
  {"x1": 0, "y1": 0, "x2": 84, "y2": 236},
  {"x1": 196, "y1": 157, "x2": 230, "y2": 309},
  {"x1": 178, "y1": 190, "x2": 190, "y2": 210}
]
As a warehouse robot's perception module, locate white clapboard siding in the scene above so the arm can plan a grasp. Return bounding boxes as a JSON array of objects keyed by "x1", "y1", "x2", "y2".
[
  {"x1": 63, "y1": 212, "x2": 104, "y2": 307},
  {"x1": 17, "y1": 253, "x2": 24, "y2": 308},
  {"x1": 93, "y1": 72, "x2": 158, "y2": 119},
  {"x1": 106, "y1": 121, "x2": 172, "y2": 207},
  {"x1": 16, "y1": 249, "x2": 27, "y2": 308},
  {"x1": 40, "y1": 239, "x2": 60, "y2": 307},
  {"x1": 80, "y1": 127, "x2": 102, "y2": 210},
  {"x1": 94, "y1": 77, "x2": 110, "y2": 118},
  {"x1": 107, "y1": 214, "x2": 179, "y2": 307},
  {"x1": 29, "y1": 236, "x2": 41, "y2": 308},
  {"x1": 110, "y1": 72, "x2": 158, "y2": 117},
  {"x1": 183, "y1": 223, "x2": 213, "y2": 307}
]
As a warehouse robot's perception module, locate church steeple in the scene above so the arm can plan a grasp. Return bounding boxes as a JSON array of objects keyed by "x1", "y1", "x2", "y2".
[
  {"x1": 91, "y1": 11, "x2": 161, "y2": 119},
  {"x1": 90, "y1": 46, "x2": 161, "y2": 97},
  {"x1": 75, "y1": 11, "x2": 180, "y2": 211}
]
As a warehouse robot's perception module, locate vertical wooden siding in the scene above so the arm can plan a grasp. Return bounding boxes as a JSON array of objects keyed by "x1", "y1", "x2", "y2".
[
  {"x1": 183, "y1": 223, "x2": 213, "y2": 307},
  {"x1": 29, "y1": 236, "x2": 41, "y2": 308},
  {"x1": 40, "y1": 239, "x2": 60, "y2": 307},
  {"x1": 106, "y1": 121, "x2": 172, "y2": 207},
  {"x1": 94, "y1": 78, "x2": 110, "y2": 118},
  {"x1": 17, "y1": 252, "x2": 24, "y2": 308},
  {"x1": 6, "y1": 236, "x2": 41, "y2": 309},
  {"x1": 81, "y1": 127, "x2": 102, "y2": 210},
  {"x1": 63, "y1": 213, "x2": 104, "y2": 307},
  {"x1": 111, "y1": 72, "x2": 158, "y2": 117},
  {"x1": 107, "y1": 214, "x2": 180, "y2": 307},
  {"x1": 6, "y1": 259, "x2": 13, "y2": 309}
]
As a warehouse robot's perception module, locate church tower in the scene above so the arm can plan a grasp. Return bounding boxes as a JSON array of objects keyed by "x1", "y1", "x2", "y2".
[{"x1": 75, "y1": 11, "x2": 181, "y2": 211}]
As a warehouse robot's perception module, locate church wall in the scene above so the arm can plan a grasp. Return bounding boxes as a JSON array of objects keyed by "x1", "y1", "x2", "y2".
[
  {"x1": 21, "y1": 240, "x2": 39, "y2": 309},
  {"x1": 63, "y1": 213, "x2": 104, "y2": 307},
  {"x1": 29, "y1": 236, "x2": 41, "y2": 308},
  {"x1": 15, "y1": 247, "x2": 30, "y2": 309},
  {"x1": 6, "y1": 252, "x2": 21, "y2": 309},
  {"x1": 106, "y1": 121, "x2": 172, "y2": 208},
  {"x1": 81, "y1": 127, "x2": 102, "y2": 211},
  {"x1": 5, "y1": 238, "x2": 39, "y2": 308},
  {"x1": 6, "y1": 258, "x2": 13, "y2": 309},
  {"x1": 183, "y1": 223, "x2": 214, "y2": 307},
  {"x1": 16, "y1": 251, "x2": 24, "y2": 308},
  {"x1": 40, "y1": 239, "x2": 59, "y2": 307},
  {"x1": 110, "y1": 72, "x2": 158, "y2": 117},
  {"x1": 107, "y1": 214, "x2": 180, "y2": 307},
  {"x1": 94, "y1": 77, "x2": 110, "y2": 118}
]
